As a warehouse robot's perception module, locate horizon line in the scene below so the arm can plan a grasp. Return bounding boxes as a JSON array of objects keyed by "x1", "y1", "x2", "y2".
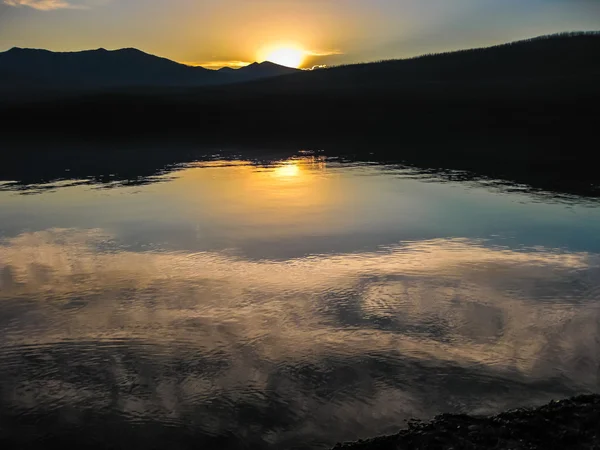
[{"x1": 1, "y1": 30, "x2": 599, "y2": 71}]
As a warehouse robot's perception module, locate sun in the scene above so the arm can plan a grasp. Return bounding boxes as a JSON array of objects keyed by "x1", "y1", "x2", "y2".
[{"x1": 260, "y1": 46, "x2": 305, "y2": 69}]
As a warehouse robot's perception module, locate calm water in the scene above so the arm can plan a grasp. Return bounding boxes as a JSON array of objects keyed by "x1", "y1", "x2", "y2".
[{"x1": 1, "y1": 149, "x2": 600, "y2": 449}]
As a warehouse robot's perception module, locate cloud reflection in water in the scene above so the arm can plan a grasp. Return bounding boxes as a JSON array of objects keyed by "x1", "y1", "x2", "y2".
[{"x1": 1, "y1": 228, "x2": 599, "y2": 447}]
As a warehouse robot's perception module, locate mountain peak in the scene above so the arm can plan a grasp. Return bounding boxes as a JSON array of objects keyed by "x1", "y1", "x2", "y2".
[
  {"x1": 6, "y1": 47, "x2": 49, "y2": 54},
  {"x1": 240, "y1": 61, "x2": 299, "y2": 72},
  {"x1": 114, "y1": 47, "x2": 143, "y2": 53},
  {"x1": 251, "y1": 61, "x2": 290, "y2": 69},
  {"x1": 94, "y1": 47, "x2": 146, "y2": 55},
  {"x1": 257, "y1": 61, "x2": 280, "y2": 66},
  {"x1": 217, "y1": 61, "x2": 293, "y2": 72},
  {"x1": 0, "y1": 46, "x2": 303, "y2": 88}
]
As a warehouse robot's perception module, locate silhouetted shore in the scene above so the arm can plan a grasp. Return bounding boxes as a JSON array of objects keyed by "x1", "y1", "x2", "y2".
[
  {"x1": 2, "y1": 32, "x2": 599, "y2": 138},
  {"x1": 1, "y1": 32, "x2": 599, "y2": 197},
  {"x1": 333, "y1": 395, "x2": 600, "y2": 450},
  {"x1": 2, "y1": 128, "x2": 599, "y2": 198}
]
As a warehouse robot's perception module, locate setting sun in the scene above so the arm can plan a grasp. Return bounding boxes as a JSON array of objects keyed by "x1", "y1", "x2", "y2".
[{"x1": 260, "y1": 46, "x2": 305, "y2": 68}]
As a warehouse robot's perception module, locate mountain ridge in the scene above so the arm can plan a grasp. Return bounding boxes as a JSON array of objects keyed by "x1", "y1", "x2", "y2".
[
  {"x1": 4, "y1": 32, "x2": 598, "y2": 94},
  {"x1": 2, "y1": 31, "x2": 599, "y2": 104},
  {"x1": 0, "y1": 47, "x2": 300, "y2": 89},
  {"x1": 228, "y1": 31, "x2": 600, "y2": 93}
]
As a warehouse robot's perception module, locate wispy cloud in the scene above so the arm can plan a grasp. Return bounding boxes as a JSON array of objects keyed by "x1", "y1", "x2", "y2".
[
  {"x1": 3, "y1": 0, "x2": 86, "y2": 10},
  {"x1": 305, "y1": 49, "x2": 344, "y2": 57},
  {"x1": 182, "y1": 60, "x2": 252, "y2": 70},
  {"x1": 303, "y1": 65, "x2": 328, "y2": 71}
]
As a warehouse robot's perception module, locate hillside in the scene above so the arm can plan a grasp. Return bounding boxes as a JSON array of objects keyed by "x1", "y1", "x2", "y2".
[
  {"x1": 226, "y1": 31, "x2": 600, "y2": 93},
  {"x1": 0, "y1": 47, "x2": 298, "y2": 90},
  {"x1": 2, "y1": 32, "x2": 599, "y2": 135},
  {"x1": 1, "y1": 32, "x2": 600, "y2": 198}
]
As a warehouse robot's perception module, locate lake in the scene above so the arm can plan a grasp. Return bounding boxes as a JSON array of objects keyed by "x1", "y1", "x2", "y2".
[{"x1": 1, "y1": 147, "x2": 599, "y2": 449}]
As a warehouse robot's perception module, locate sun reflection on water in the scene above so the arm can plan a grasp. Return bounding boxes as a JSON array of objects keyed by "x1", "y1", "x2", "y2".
[
  {"x1": 1, "y1": 154, "x2": 600, "y2": 448},
  {"x1": 274, "y1": 162, "x2": 301, "y2": 178}
]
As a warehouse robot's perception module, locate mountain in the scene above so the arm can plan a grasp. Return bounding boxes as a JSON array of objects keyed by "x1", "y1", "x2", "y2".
[
  {"x1": 0, "y1": 47, "x2": 299, "y2": 90},
  {"x1": 215, "y1": 61, "x2": 299, "y2": 84},
  {"x1": 0, "y1": 47, "x2": 217, "y2": 88},
  {"x1": 2, "y1": 32, "x2": 600, "y2": 192},
  {"x1": 2, "y1": 32, "x2": 599, "y2": 197},
  {"x1": 2, "y1": 32, "x2": 599, "y2": 130},
  {"x1": 228, "y1": 31, "x2": 600, "y2": 93},
  {"x1": 233, "y1": 61, "x2": 298, "y2": 80}
]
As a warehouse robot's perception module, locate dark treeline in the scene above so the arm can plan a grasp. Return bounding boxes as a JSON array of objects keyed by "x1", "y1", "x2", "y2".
[
  {"x1": 1, "y1": 32, "x2": 599, "y2": 194},
  {"x1": 2, "y1": 32, "x2": 599, "y2": 129},
  {"x1": 333, "y1": 31, "x2": 600, "y2": 70},
  {"x1": 2, "y1": 32, "x2": 598, "y2": 130}
]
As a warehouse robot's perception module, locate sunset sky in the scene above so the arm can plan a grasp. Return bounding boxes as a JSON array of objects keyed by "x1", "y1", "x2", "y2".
[{"x1": 1, "y1": 0, "x2": 599, "y2": 69}]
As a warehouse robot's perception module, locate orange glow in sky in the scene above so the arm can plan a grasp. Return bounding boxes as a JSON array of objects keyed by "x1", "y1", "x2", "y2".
[
  {"x1": 1, "y1": 0, "x2": 600, "y2": 69},
  {"x1": 259, "y1": 45, "x2": 305, "y2": 68}
]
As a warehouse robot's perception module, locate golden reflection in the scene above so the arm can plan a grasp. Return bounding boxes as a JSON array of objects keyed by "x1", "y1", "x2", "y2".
[
  {"x1": 161, "y1": 157, "x2": 340, "y2": 237},
  {"x1": 274, "y1": 162, "x2": 301, "y2": 178}
]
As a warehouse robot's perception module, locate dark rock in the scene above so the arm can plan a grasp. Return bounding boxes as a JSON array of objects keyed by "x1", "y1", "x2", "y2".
[{"x1": 333, "y1": 395, "x2": 600, "y2": 449}]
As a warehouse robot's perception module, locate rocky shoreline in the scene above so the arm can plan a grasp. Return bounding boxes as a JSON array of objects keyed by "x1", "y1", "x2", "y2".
[{"x1": 333, "y1": 395, "x2": 600, "y2": 450}]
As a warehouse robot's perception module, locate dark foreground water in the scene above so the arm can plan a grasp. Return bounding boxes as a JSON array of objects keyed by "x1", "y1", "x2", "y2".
[{"x1": 1, "y1": 148, "x2": 599, "y2": 449}]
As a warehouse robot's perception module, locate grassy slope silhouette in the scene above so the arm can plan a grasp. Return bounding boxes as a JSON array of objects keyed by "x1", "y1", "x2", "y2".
[
  {"x1": 3, "y1": 32, "x2": 598, "y2": 126},
  {"x1": 1, "y1": 32, "x2": 599, "y2": 193}
]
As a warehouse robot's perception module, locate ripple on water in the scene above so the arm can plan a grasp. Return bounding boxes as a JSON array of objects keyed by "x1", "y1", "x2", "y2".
[{"x1": 1, "y1": 158, "x2": 600, "y2": 448}]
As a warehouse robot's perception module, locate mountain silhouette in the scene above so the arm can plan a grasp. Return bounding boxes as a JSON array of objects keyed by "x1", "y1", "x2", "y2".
[
  {"x1": 234, "y1": 61, "x2": 298, "y2": 79},
  {"x1": 2, "y1": 32, "x2": 599, "y2": 130},
  {"x1": 0, "y1": 47, "x2": 299, "y2": 89},
  {"x1": 231, "y1": 31, "x2": 600, "y2": 93},
  {"x1": 217, "y1": 66, "x2": 237, "y2": 73},
  {"x1": 2, "y1": 32, "x2": 599, "y2": 192}
]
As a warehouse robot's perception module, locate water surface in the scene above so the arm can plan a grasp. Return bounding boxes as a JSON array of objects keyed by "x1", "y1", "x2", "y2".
[{"x1": 1, "y1": 151, "x2": 599, "y2": 449}]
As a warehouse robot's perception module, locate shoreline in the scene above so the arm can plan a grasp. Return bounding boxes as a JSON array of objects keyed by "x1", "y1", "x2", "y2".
[{"x1": 333, "y1": 395, "x2": 600, "y2": 449}]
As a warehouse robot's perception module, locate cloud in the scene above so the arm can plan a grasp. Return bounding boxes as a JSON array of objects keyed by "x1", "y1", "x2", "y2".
[
  {"x1": 305, "y1": 49, "x2": 344, "y2": 56},
  {"x1": 3, "y1": 0, "x2": 86, "y2": 10},
  {"x1": 304, "y1": 64, "x2": 328, "y2": 71}
]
